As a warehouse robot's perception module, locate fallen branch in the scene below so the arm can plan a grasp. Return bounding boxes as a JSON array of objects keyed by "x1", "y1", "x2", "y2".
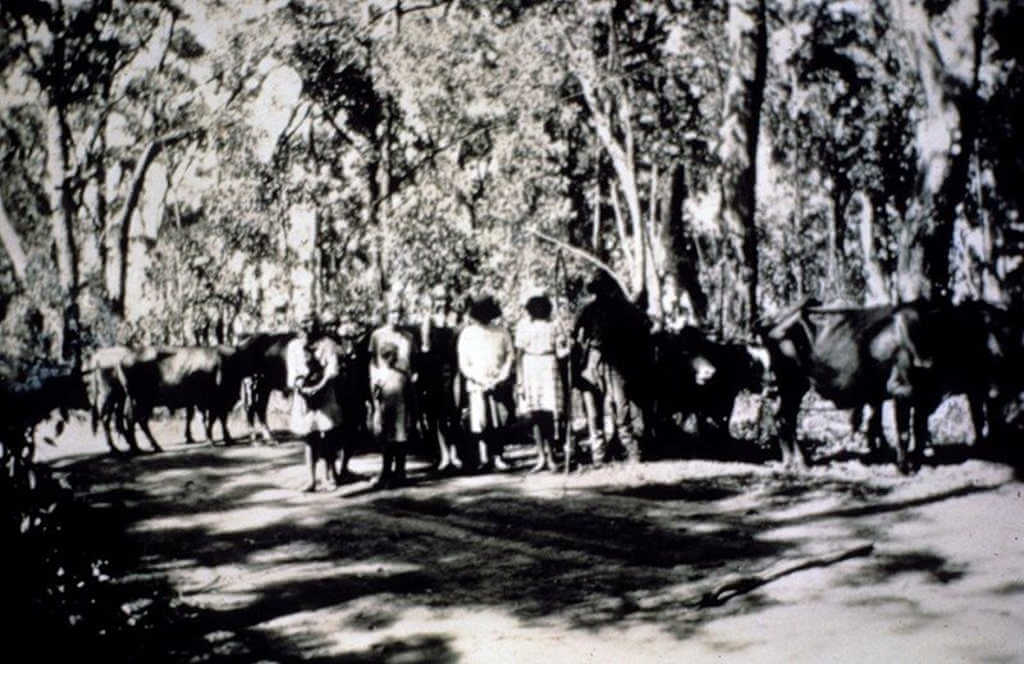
[{"x1": 692, "y1": 542, "x2": 874, "y2": 608}]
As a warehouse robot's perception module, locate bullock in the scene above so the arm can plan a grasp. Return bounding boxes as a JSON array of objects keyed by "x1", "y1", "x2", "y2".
[
  {"x1": 87, "y1": 346, "x2": 208, "y2": 452},
  {"x1": 890, "y1": 300, "x2": 1024, "y2": 468},
  {"x1": 118, "y1": 345, "x2": 246, "y2": 453},
  {"x1": 1, "y1": 356, "x2": 90, "y2": 463},
  {"x1": 233, "y1": 332, "x2": 296, "y2": 443},
  {"x1": 651, "y1": 327, "x2": 770, "y2": 442},
  {"x1": 85, "y1": 346, "x2": 132, "y2": 452},
  {"x1": 234, "y1": 330, "x2": 372, "y2": 447},
  {"x1": 756, "y1": 299, "x2": 910, "y2": 471}
]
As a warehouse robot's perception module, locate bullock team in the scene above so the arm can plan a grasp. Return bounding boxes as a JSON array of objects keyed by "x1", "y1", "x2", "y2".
[{"x1": 3, "y1": 270, "x2": 1023, "y2": 490}]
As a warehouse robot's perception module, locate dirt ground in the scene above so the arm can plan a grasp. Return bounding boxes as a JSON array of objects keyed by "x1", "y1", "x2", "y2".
[{"x1": 32, "y1": 398, "x2": 1024, "y2": 663}]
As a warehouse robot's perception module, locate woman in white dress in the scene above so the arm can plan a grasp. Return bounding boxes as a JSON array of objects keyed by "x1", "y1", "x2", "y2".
[
  {"x1": 514, "y1": 291, "x2": 568, "y2": 472},
  {"x1": 457, "y1": 296, "x2": 514, "y2": 471}
]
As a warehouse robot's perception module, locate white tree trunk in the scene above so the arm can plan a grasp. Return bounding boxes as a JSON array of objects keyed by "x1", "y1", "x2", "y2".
[{"x1": 0, "y1": 194, "x2": 28, "y2": 284}]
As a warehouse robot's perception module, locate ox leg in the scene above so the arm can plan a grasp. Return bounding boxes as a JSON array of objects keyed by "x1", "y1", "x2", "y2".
[
  {"x1": 102, "y1": 415, "x2": 120, "y2": 453},
  {"x1": 220, "y1": 410, "x2": 234, "y2": 446},
  {"x1": 967, "y1": 391, "x2": 990, "y2": 446},
  {"x1": 100, "y1": 399, "x2": 123, "y2": 454},
  {"x1": 184, "y1": 406, "x2": 196, "y2": 444},
  {"x1": 136, "y1": 410, "x2": 163, "y2": 453},
  {"x1": 777, "y1": 391, "x2": 806, "y2": 471},
  {"x1": 859, "y1": 402, "x2": 887, "y2": 461},
  {"x1": 123, "y1": 409, "x2": 143, "y2": 455},
  {"x1": 253, "y1": 384, "x2": 276, "y2": 444},
  {"x1": 866, "y1": 403, "x2": 885, "y2": 459},
  {"x1": 199, "y1": 408, "x2": 215, "y2": 446},
  {"x1": 893, "y1": 397, "x2": 914, "y2": 474}
]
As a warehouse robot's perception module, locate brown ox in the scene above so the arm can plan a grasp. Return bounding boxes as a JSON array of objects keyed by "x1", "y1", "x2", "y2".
[{"x1": 117, "y1": 345, "x2": 246, "y2": 453}]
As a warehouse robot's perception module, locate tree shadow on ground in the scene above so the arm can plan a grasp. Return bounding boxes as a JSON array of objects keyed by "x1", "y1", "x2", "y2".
[
  {"x1": 48, "y1": 438, "x2": 1014, "y2": 662},
  {"x1": 847, "y1": 549, "x2": 967, "y2": 586},
  {"x1": 645, "y1": 426, "x2": 777, "y2": 465}
]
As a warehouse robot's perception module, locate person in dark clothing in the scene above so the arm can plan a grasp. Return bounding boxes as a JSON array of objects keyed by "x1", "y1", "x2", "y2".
[
  {"x1": 571, "y1": 271, "x2": 652, "y2": 464},
  {"x1": 419, "y1": 284, "x2": 462, "y2": 471}
]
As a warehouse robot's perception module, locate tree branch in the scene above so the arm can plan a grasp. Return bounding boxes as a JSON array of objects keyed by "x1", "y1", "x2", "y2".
[
  {"x1": 525, "y1": 228, "x2": 629, "y2": 298},
  {"x1": 114, "y1": 127, "x2": 198, "y2": 237}
]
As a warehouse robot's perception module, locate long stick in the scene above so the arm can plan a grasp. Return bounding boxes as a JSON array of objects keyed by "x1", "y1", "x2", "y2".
[
  {"x1": 692, "y1": 542, "x2": 874, "y2": 608},
  {"x1": 554, "y1": 252, "x2": 574, "y2": 476}
]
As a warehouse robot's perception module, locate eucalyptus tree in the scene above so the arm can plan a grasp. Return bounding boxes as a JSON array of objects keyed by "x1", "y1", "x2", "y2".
[
  {"x1": 0, "y1": 0, "x2": 211, "y2": 332},
  {"x1": 765, "y1": 0, "x2": 917, "y2": 306}
]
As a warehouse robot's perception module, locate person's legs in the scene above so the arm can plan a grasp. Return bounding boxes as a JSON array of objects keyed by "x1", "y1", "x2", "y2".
[
  {"x1": 608, "y1": 368, "x2": 642, "y2": 462},
  {"x1": 468, "y1": 388, "x2": 489, "y2": 467},
  {"x1": 580, "y1": 388, "x2": 605, "y2": 465},
  {"x1": 529, "y1": 411, "x2": 545, "y2": 472},
  {"x1": 487, "y1": 392, "x2": 509, "y2": 470},
  {"x1": 376, "y1": 442, "x2": 394, "y2": 487},
  {"x1": 302, "y1": 434, "x2": 318, "y2": 492},
  {"x1": 394, "y1": 441, "x2": 408, "y2": 484},
  {"x1": 533, "y1": 411, "x2": 556, "y2": 472}
]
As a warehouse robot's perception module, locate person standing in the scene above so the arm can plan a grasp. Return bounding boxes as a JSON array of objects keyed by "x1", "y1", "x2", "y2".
[
  {"x1": 514, "y1": 289, "x2": 568, "y2": 472},
  {"x1": 419, "y1": 284, "x2": 462, "y2": 471},
  {"x1": 571, "y1": 272, "x2": 651, "y2": 465},
  {"x1": 286, "y1": 313, "x2": 346, "y2": 492},
  {"x1": 368, "y1": 298, "x2": 418, "y2": 487},
  {"x1": 457, "y1": 295, "x2": 514, "y2": 471}
]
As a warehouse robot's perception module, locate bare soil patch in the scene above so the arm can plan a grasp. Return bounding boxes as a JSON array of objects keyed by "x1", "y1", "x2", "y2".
[{"x1": 28, "y1": 408, "x2": 1024, "y2": 663}]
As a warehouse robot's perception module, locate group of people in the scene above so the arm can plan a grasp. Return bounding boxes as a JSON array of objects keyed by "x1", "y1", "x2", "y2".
[{"x1": 283, "y1": 271, "x2": 656, "y2": 492}]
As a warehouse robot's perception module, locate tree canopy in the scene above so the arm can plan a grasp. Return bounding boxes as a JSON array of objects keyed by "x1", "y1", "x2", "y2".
[{"x1": 2, "y1": 0, "x2": 1022, "y2": 358}]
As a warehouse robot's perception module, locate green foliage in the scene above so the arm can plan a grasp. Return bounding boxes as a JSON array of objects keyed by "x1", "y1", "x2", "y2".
[{"x1": 1, "y1": 0, "x2": 1023, "y2": 353}]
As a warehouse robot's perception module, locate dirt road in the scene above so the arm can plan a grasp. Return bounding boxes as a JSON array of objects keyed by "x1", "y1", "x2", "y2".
[{"x1": 37, "y1": 415, "x2": 1024, "y2": 663}]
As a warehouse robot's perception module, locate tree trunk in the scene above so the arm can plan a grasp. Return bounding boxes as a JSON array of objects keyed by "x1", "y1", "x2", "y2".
[
  {"x1": 854, "y1": 191, "x2": 890, "y2": 305},
  {"x1": 893, "y1": 0, "x2": 983, "y2": 301},
  {"x1": 107, "y1": 129, "x2": 193, "y2": 314},
  {"x1": 45, "y1": 105, "x2": 78, "y2": 301},
  {"x1": 717, "y1": 0, "x2": 767, "y2": 333},
  {"x1": 0, "y1": 194, "x2": 28, "y2": 285},
  {"x1": 658, "y1": 163, "x2": 707, "y2": 322},
  {"x1": 828, "y1": 186, "x2": 851, "y2": 299}
]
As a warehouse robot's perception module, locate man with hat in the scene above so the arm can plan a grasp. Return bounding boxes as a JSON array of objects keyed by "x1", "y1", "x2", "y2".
[{"x1": 571, "y1": 271, "x2": 651, "y2": 465}]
